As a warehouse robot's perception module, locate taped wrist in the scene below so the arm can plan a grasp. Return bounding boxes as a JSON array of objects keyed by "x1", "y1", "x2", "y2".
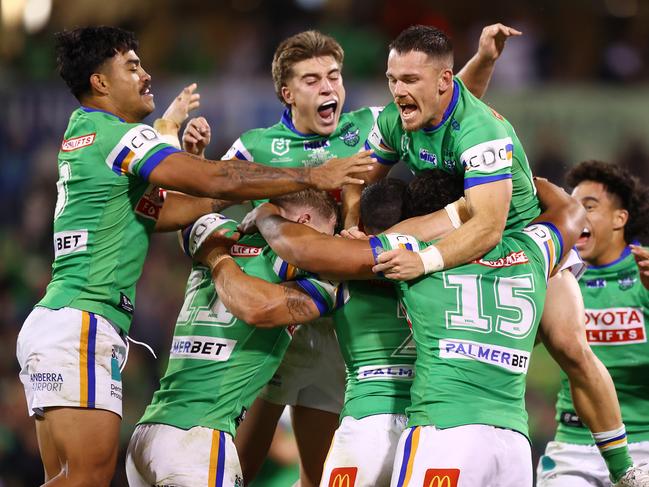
[
  {"x1": 178, "y1": 213, "x2": 238, "y2": 257},
  {"x1": 418, "y1": 245, "x2": 444, "y2": 274}
]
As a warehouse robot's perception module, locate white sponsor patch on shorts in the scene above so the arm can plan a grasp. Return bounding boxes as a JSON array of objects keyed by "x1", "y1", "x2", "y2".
[
  {"x1": 357, "y1": 364, "x2": 414, "y2": 380},
  {"x1": 54, "y1": 230, "x2": 88, "y2": 257},
  {"x1": 170, "y1": 335, "x2": 236, "y2": 361},
  {"x1": 439, "y1": 338, "x2": 530, "y2": 373}
]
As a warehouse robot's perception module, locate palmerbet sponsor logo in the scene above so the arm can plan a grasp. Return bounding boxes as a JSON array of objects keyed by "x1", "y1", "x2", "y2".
[
  {"x1": 31, "y1": 372, "x2": 64, "y2": 391},
  {"x1": 170, "y1": 336, "x2": 237, "y2": 361},
  {"x1": 585, "y1": 307, "x2": 646, "y2": 345},
  {"x1": 357, "y1": 364, "x2": 414, "y2": 380},
  {"x1": 439, "y1": 338, "x2": 530, "y2": 373}
]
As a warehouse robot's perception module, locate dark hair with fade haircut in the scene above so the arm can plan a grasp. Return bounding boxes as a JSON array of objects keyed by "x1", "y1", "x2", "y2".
[
  {"x1": 270, "y1": 188, "x2": 339, "y2": 226},
  {"x1": 389, "y1": 25, "x2": 453, "y2": 67},
  {"x1": 271, "y1": 30, "x2": 344, "y2": 106},
  {"x1": 55, "y1": 26, "x2": 138, "y2": 101},
  {"x1": 360, "y1": 178, "x2": 407, "y2": 234},
  {"x1": 566, "y1": 160, "x2": 649, "y2": 243},
  {"x1": 403, "y1": 170, "x2": 464, "y2": 219}
]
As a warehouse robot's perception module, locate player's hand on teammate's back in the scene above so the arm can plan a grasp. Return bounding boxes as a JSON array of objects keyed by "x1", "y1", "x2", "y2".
[
  {"x1": 310, "y1": 150, "x2": 375, "y2": 190},
  {"x1": 372, "y1": 248, "x2": 425, "y2": 281},
  {"x1": 162, "y1": 83, "x2": 201, "y2": 127},
  {"x1": 194, "y1": 228, "x2": 239, "y2": 269},
  {"x1": 183, "y1": 116, "x2": 211, "y2": 157},
  {"x1": 630, "y1": 244, "x2": 649, "y2": 290},
  {"x1": 477, "y1": 23, "x2": 522, "y2": 62},
  {"x1": 339, "y1": 226, "x2": 370, "y2": 240},
  {"x1": 238, "y1": 203, "x2": 282, "y2": 235}
]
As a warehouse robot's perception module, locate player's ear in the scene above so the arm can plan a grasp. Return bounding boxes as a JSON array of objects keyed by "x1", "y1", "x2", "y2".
[
  {"x1": 281, "y1": 85, "x2": 294, "y2": 105},
  {"x1": 89, "y1": 72, "x2": 110, "y2": 96},
  {"x1": 612, "y1": 208, "x2": 629, "y2": 231},
  {"x1": 438, "y1": 68, "x2": 453, "y2": 93},
  {"x1": 297, "y1": 213, "x2": 311, "y2": 225}
]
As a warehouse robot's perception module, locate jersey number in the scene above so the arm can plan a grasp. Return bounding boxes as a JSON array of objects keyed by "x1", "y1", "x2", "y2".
[
  {"x1": 443, "y1": 273, "x2": 537, "y2": 339},
  {"x1": 176, "y1": 268, "x2": 234, "y2": 326}
]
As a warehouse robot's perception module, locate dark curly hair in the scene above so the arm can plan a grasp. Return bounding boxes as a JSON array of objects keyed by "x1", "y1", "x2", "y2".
[
  {"x1": 55, "y1": 26, "x2": 138, "y2": 101},
  {"x1": 389, "y1": 25, "x2": 453, "y2": 67},
  {"x1": 566, "y1": 160, "x2": 649, "y2": 244},
  {"x1": 360, "y1": 178, "x2": 407, "y2": 233},
  {"x1": 403, "y1": 170, "x2": 464, "y2": 219}
]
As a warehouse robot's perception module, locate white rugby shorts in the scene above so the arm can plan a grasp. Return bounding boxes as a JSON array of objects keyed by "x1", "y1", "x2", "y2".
[
  {"x1": 16, "y1": 306, "x2": 126, "y2": 417},
  {"x1": 126, "y1": 423, "x2": 243, "y2": 487},
  {"x1": 537, "y1": 440, "x2": 649, "y2": 486},
  {"x1": 259, "y1": 317, "x2": 345, "y2": 414},
  {"x1": 320, "y1": 414, "x2": 407, "y2": 487},
  {"x1": 390, "y1": 424, "x2": 532, "y2": 487}
]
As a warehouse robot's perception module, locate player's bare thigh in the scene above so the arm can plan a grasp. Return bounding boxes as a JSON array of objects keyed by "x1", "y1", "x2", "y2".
[{"x1": 39, "y1": 407, "x2": 120, "y2": 486}]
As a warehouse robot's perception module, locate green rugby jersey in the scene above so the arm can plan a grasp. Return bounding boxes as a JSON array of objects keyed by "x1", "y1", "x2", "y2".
[
  {"x1": 38, "y1": 107, "x2": 179, "y2": 333},
  {"x1": 139, "y1": 233, "x2": 344, "y2": 437},
  {"x1": 223, "y1": 107, "x2": 380, "y2": 205},
  {"x1": 333, "y1": 279, "x2": 414, "y2": 420},
  {"x1": 366, "y1": 77, "x2": 540, "y2": 232},
  {"x1": 371, "y1": 224, "x2": 563, "y2": 438},
  {"x1": 555, "y1": 246, "x2": 649, "y2": 444}
]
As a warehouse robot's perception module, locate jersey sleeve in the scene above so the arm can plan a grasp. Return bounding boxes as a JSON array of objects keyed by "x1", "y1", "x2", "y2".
[
  {"x1": 521, "y1": 222, "x2": 564, "y2": 280},
  {"x1": 103, "y1": 123, "x2": 180, "y2": 180},
  {"x1": 271, "y1": 255, "x2": 309, "y2": 281},
  {"x1": 370, "y1": 233, "x2": 422, "y2": 261},
  {"x1": 295, "y1": 278, "x2": 349, "y2": 316},
  {"x1": 222, "y1": 137, "x2": 253, "y2": 161},
  {"x1": 365, "y1": 105, "x2": 400, "y2": 166},
  {"x1": 458, "y1": 123, "x2": 514, "y2": 191}
]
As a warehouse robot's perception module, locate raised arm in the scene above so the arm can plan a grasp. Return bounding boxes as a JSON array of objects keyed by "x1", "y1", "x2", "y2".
[{"x1": 457, "y1": 23, "x2": 521, "y2": 99}]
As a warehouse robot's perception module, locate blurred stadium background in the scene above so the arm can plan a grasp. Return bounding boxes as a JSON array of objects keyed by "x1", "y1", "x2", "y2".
[{"x1": 1, "y1": 0, "x2": 649, "y2": 485}]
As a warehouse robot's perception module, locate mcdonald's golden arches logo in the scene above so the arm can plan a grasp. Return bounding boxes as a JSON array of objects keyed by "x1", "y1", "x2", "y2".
[
  {"x1": 328, "y1": 467, "x2": 358, "y2": 487},
  {"x1": 423, "y1": 468, "x2": 460, "y2": 487}
]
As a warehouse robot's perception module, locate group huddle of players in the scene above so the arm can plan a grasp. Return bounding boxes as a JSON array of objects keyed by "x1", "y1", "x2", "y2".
[{"x1": 14, "y1": 20, "x2": 649, "y2": 487}]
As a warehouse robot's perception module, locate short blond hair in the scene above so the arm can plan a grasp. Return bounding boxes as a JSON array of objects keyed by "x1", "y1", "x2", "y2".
[{"x1": 271, "y1": 30, "x2": 344, "y2": 106}]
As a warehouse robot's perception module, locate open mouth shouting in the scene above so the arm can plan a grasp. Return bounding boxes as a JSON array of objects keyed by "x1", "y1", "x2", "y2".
[
  {"x1": 317, "y1": 100, "x2": 338, "y2": 124},
  {"x1": 397, "y1": 99, "x2": 419, "y2": 125},
  {"x1": 576, "y1": 227, "x2": 591, "y2": 249}
]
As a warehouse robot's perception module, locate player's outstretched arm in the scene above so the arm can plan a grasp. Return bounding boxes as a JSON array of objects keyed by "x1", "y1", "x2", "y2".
[
  {"x1": 385, "y1": 197, "x2": 470, "y2": 241},
  {"x1": 457, "y1": 23, "x2": 521, "y2": 99},
  {"x1": 155, "y1": 193, "x2": 236, "y2": 232},
  {"x1": 154, "y1": 83, "x2": 201, "y2": 148},
  {"x1": 243, "y1": 204, "x2": 376, "y2": 280},
  {"x1": 148, "y1": 150, "x2": 373, "y2": 200},
  {"x1": 342, "y1": 162, "x2": 390, "y2": 229},
  {"x1": 532, "y1": 178, "x2": 586, "y2": 260},
  {"x1": 373, "y1": 178, "x2": 512, "y2": 280}
]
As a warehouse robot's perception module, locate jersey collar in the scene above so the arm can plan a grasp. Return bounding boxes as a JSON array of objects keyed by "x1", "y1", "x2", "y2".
[
  {"x1": 80, "y1": 106, "x2": 125, "y2": 122},
  {"x1": 587, "y1": 244, "x2": 635, "y2": 270},
  {"x1": 280, "y1": 108, "x2": 320, "y2": 138},
  {"x1": 422, "y1": 78, "x2": 460, "y2": 133}
]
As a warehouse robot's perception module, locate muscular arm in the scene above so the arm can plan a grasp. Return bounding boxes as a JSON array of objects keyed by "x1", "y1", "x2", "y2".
[
  {"x1": 209, "y1": 258, "x2": 321, "y2": 328},
  {"x1": 155, "y1": 192, "x2": 235, "y2": 232},
  {"x1": 149, "y1": 150, "x2": 372, "y2": 201},
  {"x1": 385, "y1": 198, "x2": 469, "y2": 241},
  {"x1": 532, "y1": 178, "x2": 586, "y2": 254},
  {"x1": 254, "y1": 207, "x2": 376, "y2": 280}
]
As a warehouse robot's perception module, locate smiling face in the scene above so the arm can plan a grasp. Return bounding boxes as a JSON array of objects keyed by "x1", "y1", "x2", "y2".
[
  {"x1": 571, "y1": 180, "x2": 629, "y2": 266},
  {"x1": 280, "y1": 55, "x2": 345, "y2": 136},
  {"x1": 93, "y1": 49, "x2": 154, "y2": 122},
  {"x1": 386, "y1": 49, "x2": 453, "y2": 132}
]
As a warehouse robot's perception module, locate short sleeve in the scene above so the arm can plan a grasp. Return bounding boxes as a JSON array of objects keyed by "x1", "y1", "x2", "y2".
[
  {"x1": 459, "y1": 126, "x2": 514, "y2": 190},
  {"x1": 104, "y1": 124, "x2": 179, "y2": 180},
  {"x1": 222, "y1": 137, "x2": 253, "y2": 161},
  {"x1": 295, "y1": 278, "x2": 349, "y2": 316},
  {"x1": 365, "y1": 107, "x2": 400, "y2": 166},
  {"x1": 521, "y1": 222, "x2": 564, "y2": 280}
]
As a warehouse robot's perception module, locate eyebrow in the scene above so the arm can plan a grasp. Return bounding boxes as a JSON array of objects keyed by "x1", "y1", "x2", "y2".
[
  {"x1": 581, "y1": 196, "x2": 600, "y2": 204},
  {"x1": 125, "y1": 58, "x2": 140, "y2": 67},
  {"x1": 301, "y1": 68, "x2": 340, "y2": 79}
]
